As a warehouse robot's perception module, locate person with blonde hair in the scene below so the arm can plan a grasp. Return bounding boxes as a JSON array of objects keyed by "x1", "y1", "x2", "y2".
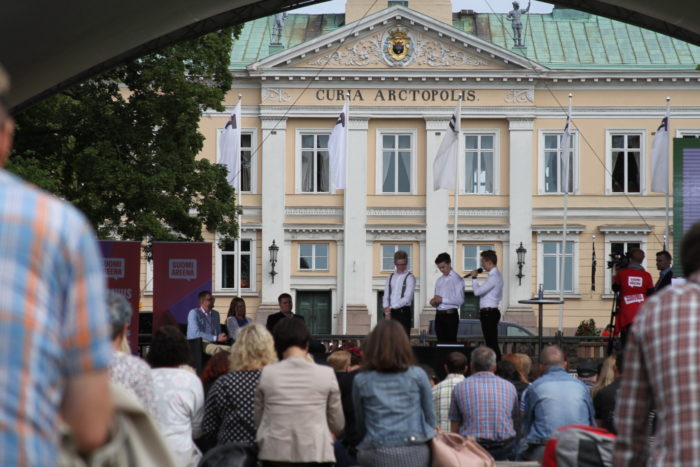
[
  {"x1": 202, "y1": 323, "x2": 277, "y2": 447},
  {"x1": 591, "y1": 355, "x2": 616, "y2": 399},
  {"x1": 328, "y1": 350, "x2": 352, "y2": 373},
  {"x1": 502, "y1": 353, "x2": 531, "y2": 383}
]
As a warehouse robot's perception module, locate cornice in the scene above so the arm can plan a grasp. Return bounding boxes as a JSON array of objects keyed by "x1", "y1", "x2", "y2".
[
  {"x1": 597, "y1": 225, "x2": 654, "y2": 235},
  {"x1": 449, "y1": 208, "x2": 509, "y2": 218},
  {"x1": 285, "y1": 207, "x2": 343, "y2": 218},
  {"x1": 367, "y1": 207, "x2": 426, "y2": 218},
  {"x1": 533, "y1": 224, "x2": 586, "y2": 235}
]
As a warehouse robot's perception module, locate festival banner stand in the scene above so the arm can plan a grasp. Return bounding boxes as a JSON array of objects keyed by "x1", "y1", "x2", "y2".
[
  {"x1": 152, "y1": 242, "x2": 212, "y2": 334},
  {"x1": 99, "y1": 241, "x2": 142, "y2": 352}
]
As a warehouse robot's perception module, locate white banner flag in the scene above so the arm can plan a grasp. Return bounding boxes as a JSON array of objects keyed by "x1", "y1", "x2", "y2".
[
  {"x1": 329, "y1": 101, "x2": 349, "y2": 191},
  {"x1": 560, "y1": 114, "x2": 571, "y2": 193},
  {"x1": 433, "y1": 104, "x2": 460, "y2": 191},
  {"x1": 651, "y1": 115, "x2": 669, "y2": 193},
  {"x1": 218, "y1": 101, "x2": 241, "y2": 189}
]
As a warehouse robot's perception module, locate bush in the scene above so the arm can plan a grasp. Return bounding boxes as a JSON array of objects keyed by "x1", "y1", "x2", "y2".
[{"x1": 575, "y1": 319, "x2": 600, "y2": 336}]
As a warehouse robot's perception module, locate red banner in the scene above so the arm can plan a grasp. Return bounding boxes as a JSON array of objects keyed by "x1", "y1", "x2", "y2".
[
  {"x1": 99, "y1": 241, "x2": 141, "y2": 352},
  {"x1": 152, "y1": 242, "x2": 212, "y2": 333}
]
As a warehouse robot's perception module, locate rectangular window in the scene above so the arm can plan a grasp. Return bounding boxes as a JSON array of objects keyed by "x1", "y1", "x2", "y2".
[
  {"x1": 381, "y1": 134, "x2": 412, "y2": 193},
  {"x1": 610, "y1": 133, "x2": 641, "y2": 193},
  {"x1": 543, "y1": 133, "x2": 574, "y2": 193},
  {"x1": 240, "y1": 133, "x2": 253, "y2": 192},
  {"x1": 463, "y1": 244, "x2": 495, "y2": 271},
  {"x1": 300, "y1": 134, "x2": 330, "y2": 193},
  {"x1": 299, "y1": 243, "x2": 329, "y2": 270},
  {"x1": 388, "y1": 0, "x2": 408, "y2": 6},
  {"x1": 464, "y1": 134, "x2": 494, "y2": 194},
  {"x1": 381, "y1": 244, "x2": 412, "y2": 271},
  {"x1": 542, "y1": 241, "x2": 574, "y2": 293},
  {"x1": 221, "y1": 240, "x2": 252, "y2": 289}
]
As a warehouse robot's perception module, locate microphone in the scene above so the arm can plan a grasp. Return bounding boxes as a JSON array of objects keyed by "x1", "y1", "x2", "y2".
[{"x1": 464, "y1": 268, "x2": 483, "y2": 278}]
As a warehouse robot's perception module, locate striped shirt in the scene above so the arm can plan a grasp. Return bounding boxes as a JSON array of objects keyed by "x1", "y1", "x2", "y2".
[
  {"x1": 0, "y1": 170, "x2": 112, "y2": 466},
  {"x1": 615, "y1": 282, "x2": 700, "y2": 466},
  {"x1": 449, "y1": 371, "x2": 517, "y2": 440},
  {"x1": 432, "y1": 373, "x2": 465, "y2": 431}
]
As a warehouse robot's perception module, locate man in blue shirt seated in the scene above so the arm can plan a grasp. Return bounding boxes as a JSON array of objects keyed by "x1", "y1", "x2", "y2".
[
  {"x1": 519, "y1": 345, "x2": 595, "y2": 462},
  {"x1": 186, "y1": 290, "x2": 230, "y2": 355}
]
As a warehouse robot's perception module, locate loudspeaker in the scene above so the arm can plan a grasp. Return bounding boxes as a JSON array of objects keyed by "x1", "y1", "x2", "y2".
[{"x1": 413, "y1": 344, "x2": 472, "y2": 382}]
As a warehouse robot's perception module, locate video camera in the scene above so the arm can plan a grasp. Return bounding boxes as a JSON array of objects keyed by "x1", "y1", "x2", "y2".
[{"x1": 607, "y1": 251, "x2": 631, "y2": 270}]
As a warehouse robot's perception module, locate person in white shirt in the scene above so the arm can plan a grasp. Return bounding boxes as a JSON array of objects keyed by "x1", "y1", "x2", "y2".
[
  {"x1": 430, "y1": 252, "x2": 465, "y2": 343},
  {"x1": 468, "y1": 250, "x2": 504, "y2": 360},
  {"x1": 382, "y1": 250, "x2": 416, "y2": 335}
]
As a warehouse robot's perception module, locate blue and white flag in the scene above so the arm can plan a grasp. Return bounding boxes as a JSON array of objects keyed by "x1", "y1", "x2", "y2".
[
  {"x1": 218, "y1": 101, "x2": 242, "y2": 189},
  {"x1": 651, "y1": 114, "x2": 669, "y2": 193},
  {"x1": 433, "y1": 103, "x2": 460, "y2": 190},
  {"x1": 329, "y1": 101, "x2": 349, "y2": 190}
]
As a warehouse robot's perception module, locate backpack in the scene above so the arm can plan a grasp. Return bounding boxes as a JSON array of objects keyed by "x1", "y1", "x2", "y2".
[{"x1": 542, "y1": 425, "x2": 616, "y2": 467}]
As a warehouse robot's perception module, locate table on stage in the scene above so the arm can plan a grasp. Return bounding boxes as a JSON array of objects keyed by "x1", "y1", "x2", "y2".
[{"x1": 518, "y1": 298, "x2": 564, "y2": 353}]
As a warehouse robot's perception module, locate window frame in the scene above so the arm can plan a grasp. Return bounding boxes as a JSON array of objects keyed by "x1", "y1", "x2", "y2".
[
  {"x1": 216, "y1": 128, "x2": 257, "y2": 194},
  {"x1": 538, "y1": 130, "x2": 578, "y2": 194},
  {"x1": 461, "y1": 130, "x2": 500, "y2": 195},
  {"x1": 295, "y1": 130, "x2": 331, "y2": 194},
  {"x1": 215, "y1": 237, "x2": 257, "y2": 292},
  {"x1": 375, "y1": 129, "x2": 417, "y2": 195},
  {"x1": 299, "y1": 243, "x2": 330, "y2": 271},
  {"x1": 605, "y1": 129, "x2": 646, "y2": 195},
  {"x1": 380, "y1": 244, "x2": 413, "y2": 272},
  {"x1": 602, "y1": 234, "x2": 648, "y2": 294},
  {"x1": 536, "y1": 234, "x2": 579, "y2": 296},
  {"x1": 462, "y1": 243, "x2": 495, "y2": 272}
]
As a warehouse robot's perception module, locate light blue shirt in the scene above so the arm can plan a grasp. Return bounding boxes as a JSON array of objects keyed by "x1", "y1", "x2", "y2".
[{"x1": 187, "y1": 307, "x2": 222, "y2": 342}]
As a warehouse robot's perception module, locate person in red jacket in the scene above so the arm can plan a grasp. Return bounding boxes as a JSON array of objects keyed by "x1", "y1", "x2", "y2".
[{"x1": 612, "y1": 248, "x2": 654, "y2": 348}]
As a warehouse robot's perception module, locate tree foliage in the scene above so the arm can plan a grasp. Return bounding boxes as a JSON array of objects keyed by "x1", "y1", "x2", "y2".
[{"x1": 9, "y1": 27, "x2": 242, "y2": 250}]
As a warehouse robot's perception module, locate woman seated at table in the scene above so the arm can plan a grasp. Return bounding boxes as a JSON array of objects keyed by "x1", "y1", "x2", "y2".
[{"x1": 226, "y1": 297, "x2": 252, "y2": 340}]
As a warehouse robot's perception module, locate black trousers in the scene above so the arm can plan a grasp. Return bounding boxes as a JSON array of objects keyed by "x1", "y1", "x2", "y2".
[
  {"x1": 390, "y1": 307, "x2": 412, "y2": 335},
  {"x1": 479, "y1": 308, "x2": 501, "y2": 360},
  {"x1": 435, "y1": 310, "x2": 459, "y2": 343}
]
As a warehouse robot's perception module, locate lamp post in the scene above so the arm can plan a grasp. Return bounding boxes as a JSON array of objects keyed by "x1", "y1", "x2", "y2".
[
  {"x1": 516, "y1": 242, "x2": 527, "y2": 286},
  {"x1": 268, "y1": 240, "x2": 279, "y2": 283}
]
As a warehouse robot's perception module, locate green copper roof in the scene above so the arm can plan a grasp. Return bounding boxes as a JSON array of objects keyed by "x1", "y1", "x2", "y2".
[{"x1": 230, "y1": 9, "x2": 700, "y2": 70}]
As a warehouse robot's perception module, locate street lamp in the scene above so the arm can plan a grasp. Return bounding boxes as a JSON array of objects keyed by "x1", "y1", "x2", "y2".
[
  {"x1": 269, "y1": 240, "x2": 279, "y2": 283},
  {"x1": 516, "y1": 242, "x2": 527, "y2": 286}
]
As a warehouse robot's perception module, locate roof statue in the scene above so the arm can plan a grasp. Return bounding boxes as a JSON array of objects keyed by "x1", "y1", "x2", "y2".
[{"x1": 506, "y1": 1, "x2": 531, "y2": 48}]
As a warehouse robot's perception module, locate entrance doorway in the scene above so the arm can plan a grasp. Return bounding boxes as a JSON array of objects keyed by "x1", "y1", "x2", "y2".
[{"x1": 296, "y1": 290, "x2": 332, "y2": 334}]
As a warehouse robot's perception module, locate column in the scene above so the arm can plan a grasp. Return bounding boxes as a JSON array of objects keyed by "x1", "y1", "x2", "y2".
[
  {"x1": 422, "y1": 117, "x2": 451, "y2": 330},
  {"x1": 256, "y1": 115, "x2": 287, "y2": 323},
  {"x1": 506, "y1": 117, "x2": 536, "y2": 327}
]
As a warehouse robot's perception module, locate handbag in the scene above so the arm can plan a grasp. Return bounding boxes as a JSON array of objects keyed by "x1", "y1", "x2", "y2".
[{"x1": 430, "y1": 430, "x2": 495, "y2": 467}]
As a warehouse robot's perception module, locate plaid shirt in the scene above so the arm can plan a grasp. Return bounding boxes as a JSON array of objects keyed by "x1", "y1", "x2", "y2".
[
  {"x1": 432, "y1": 373, "x2": 465, "y2": 431},
  {"x1": 0, "y1": 171, "x2": 112, "y2": 466},
  {"x1": 449, "y1": 371, "x2": 517, "y2": 440},
  {"x1": 615, "y1": 282, "x2": 700, "y2": 466}
]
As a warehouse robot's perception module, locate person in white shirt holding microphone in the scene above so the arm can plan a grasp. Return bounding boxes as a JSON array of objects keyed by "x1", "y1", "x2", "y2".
[
  {"x1": 468, "y1": 250, "x2": 503, "y2": 360},
  {"x1": 430, "y1": 252, "x2": 465, "y2": 343},
  {"x1": 382, "y1": 250, "x2": 416, "y2": 335}
]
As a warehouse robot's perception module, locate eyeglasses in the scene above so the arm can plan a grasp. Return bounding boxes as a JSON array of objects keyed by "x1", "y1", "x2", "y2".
[{"x1": 395, "y1": 262, "x2": 408, "y2": 266}]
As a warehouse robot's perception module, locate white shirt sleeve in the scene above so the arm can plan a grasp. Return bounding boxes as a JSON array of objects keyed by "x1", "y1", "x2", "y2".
[
  {"x1": 395, "y1": 273, "x2": 416, "y2": 309},
  {"x1": 382, "y1": 274, "x2": 392, "y2": 308}
]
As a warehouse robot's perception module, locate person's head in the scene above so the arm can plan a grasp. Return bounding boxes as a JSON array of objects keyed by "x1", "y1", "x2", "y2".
[
  {"x1": 147, "y1": 325, "x2": 191, "y2": 368},
  {"x1": 656, "y1": 250, "x2": 672, "y2": 271},
  {"x1": 444, "y1": 351, "x2": 468, "y2": 375},
  {"x1": 496, "y1": 360, "x2": 521, "y2": 383},
  {"x1": 628, "y1": 248, "x2": 645, "y2": 264},
  {"x1": 394, "y1": 250, "x2": 409, "y2": 273},
  {"x1": 471, "y1": 346, "x2": 497, "y2": 373},
  {"x1": 227, "y1": 297, "x2": 247, "y2": 319},
  {"x1": 512, "y1": 1, "x2": 519, "y2": 7},
  {"x1": 540, "y1": 345, "x2": 566, "y2": 370},
  {"x1": 682, "y1": 222, "x2": 700, "y2": 278},
  {"x1": 347, "y1": 346, "x2": 363, "y2": 369},
  {"x1": 229, "y1": 323, "x2": 278, "y2": 371},
  {"x1": 106, "y1": 291, "x2": 132, "y2": 342},
  {"x1": 200, "y1": 351, "x2": 231, "y2": 388},
  {"x1": 327, "y1": 350, "x2": 351, "y2": 373},
  {"x1": 480, "y1": 250, "x2": 498, "y2": 271},
  {"x1": 502, "y1": 353, "x2": 532, "y2": 383},
  {"x1": 362, "y1": 319, "x2": 415, "y2": 372},
  {"x1": 435, "y1": 252, "x2": 452, "y2": 276},
  {"x1": 273, "y1": 316, "x2": 310, "y2": 358},
  {"x1": 0, "y1": 64, "x2": 13, "y2": 168},
  {"x1": 419, "y1": 364, "x2": 439, "y2": 387},
  {"x1": 576, "y1": 358, "x2": 599, "y2": 381},
  {"x1": 591, "y1": 354, "x2": 619, "y2": 398},
  {"x1": 278, "y1": 293, "x2": 293, "y2": 313},
  {"x1": 198, "y1": 290, "x2": 214, "y2": 311}
]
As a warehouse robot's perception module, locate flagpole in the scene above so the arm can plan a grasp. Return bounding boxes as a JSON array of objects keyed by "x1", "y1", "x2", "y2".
[
  {"x1": 235, "y1": 94, "x2": 243, "y2": 298},
  {"x1": 342, "y1": 95, "x2": 350, "y2": 335},
  {"x1": 664, "y1": 96, "x2": 671, "y2": 250},
  {"x1": 559, "y1": 93, "x2": 572, "y2": 334},
  {"x1": 452, "y1": 97, "x2": 462, "y2": 262}
]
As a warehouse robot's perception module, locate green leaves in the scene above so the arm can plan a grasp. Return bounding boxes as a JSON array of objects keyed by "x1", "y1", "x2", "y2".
[{"x1": 9, "y1": 27, "x2": 242, "y2": 251}]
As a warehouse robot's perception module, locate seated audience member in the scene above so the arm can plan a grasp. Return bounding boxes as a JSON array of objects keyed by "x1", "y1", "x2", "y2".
[
  {"x1": 519, "y1": 346, "x2": 595, "y2": 462},
  {"x1": 502, "y1": 353, "x2": 532, "y2": 384},
  {"x1": 450, "y1": 347, "x2": 518, "y2": 461},
  {"x1": 432, "y1": 352, "x2": 468, "y2": 432},
  {"x1": 148, "y1": 325, "x2": 205, "y2": 467},
  {"x1": 353, "y1": 320, "x2": 436, "y2": 467},
  {"x1": 420, "y1": 364, "x2": 439, "y2": 387},
  {"x1": 187, "y1": 291, "x2": 230, "y2": 355},
  {"x1": 265, "y1": 293, "x2": 304, "y2": 334},
  {"x1": 203, "y1": 324, "x2": 277, "y2": 448},
  {"x1": 576, "y1": 358, "x2": 599, "y2": 390},
  {"x1": 255, "y1": 318, "x2": 344, "y2": 467},
  {"x1": 328, "y1": 350, "x2": 352, "y2": 373},
  {"x1": 332, "y1": 350, "x2": 362, "y2": 467},
  {"x1": 226, "y1": 297, "x2": 252, "y2": 340},
  {"x1": 496, "y1": 360, "x2": 528, "y2": 404},
  {"x1": 591, "y1": 355, "x2": 617, "y2": 399},
  {"x1": 593, "y1": 352, "x2": 623, "y2": 434},
  {"x1": 200, "y1": 351, "x2": 232, "y2": 396},
  {"x1": 107, "y1": 291, "x2": 156, "y2": 416}
]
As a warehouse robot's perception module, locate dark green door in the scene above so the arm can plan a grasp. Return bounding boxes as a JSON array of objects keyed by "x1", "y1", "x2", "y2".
[
  {"x1": 296, "y1": 291, "x2": 332, "y2": 334},
  {"x1": 460, "y1": 292, "x2": 480, "y2": 319}
]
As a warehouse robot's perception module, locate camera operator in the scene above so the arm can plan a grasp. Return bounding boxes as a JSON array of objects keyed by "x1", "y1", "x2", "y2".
[{"x1": 612, "y1": 248, "x2": 654, "y2": 348}]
